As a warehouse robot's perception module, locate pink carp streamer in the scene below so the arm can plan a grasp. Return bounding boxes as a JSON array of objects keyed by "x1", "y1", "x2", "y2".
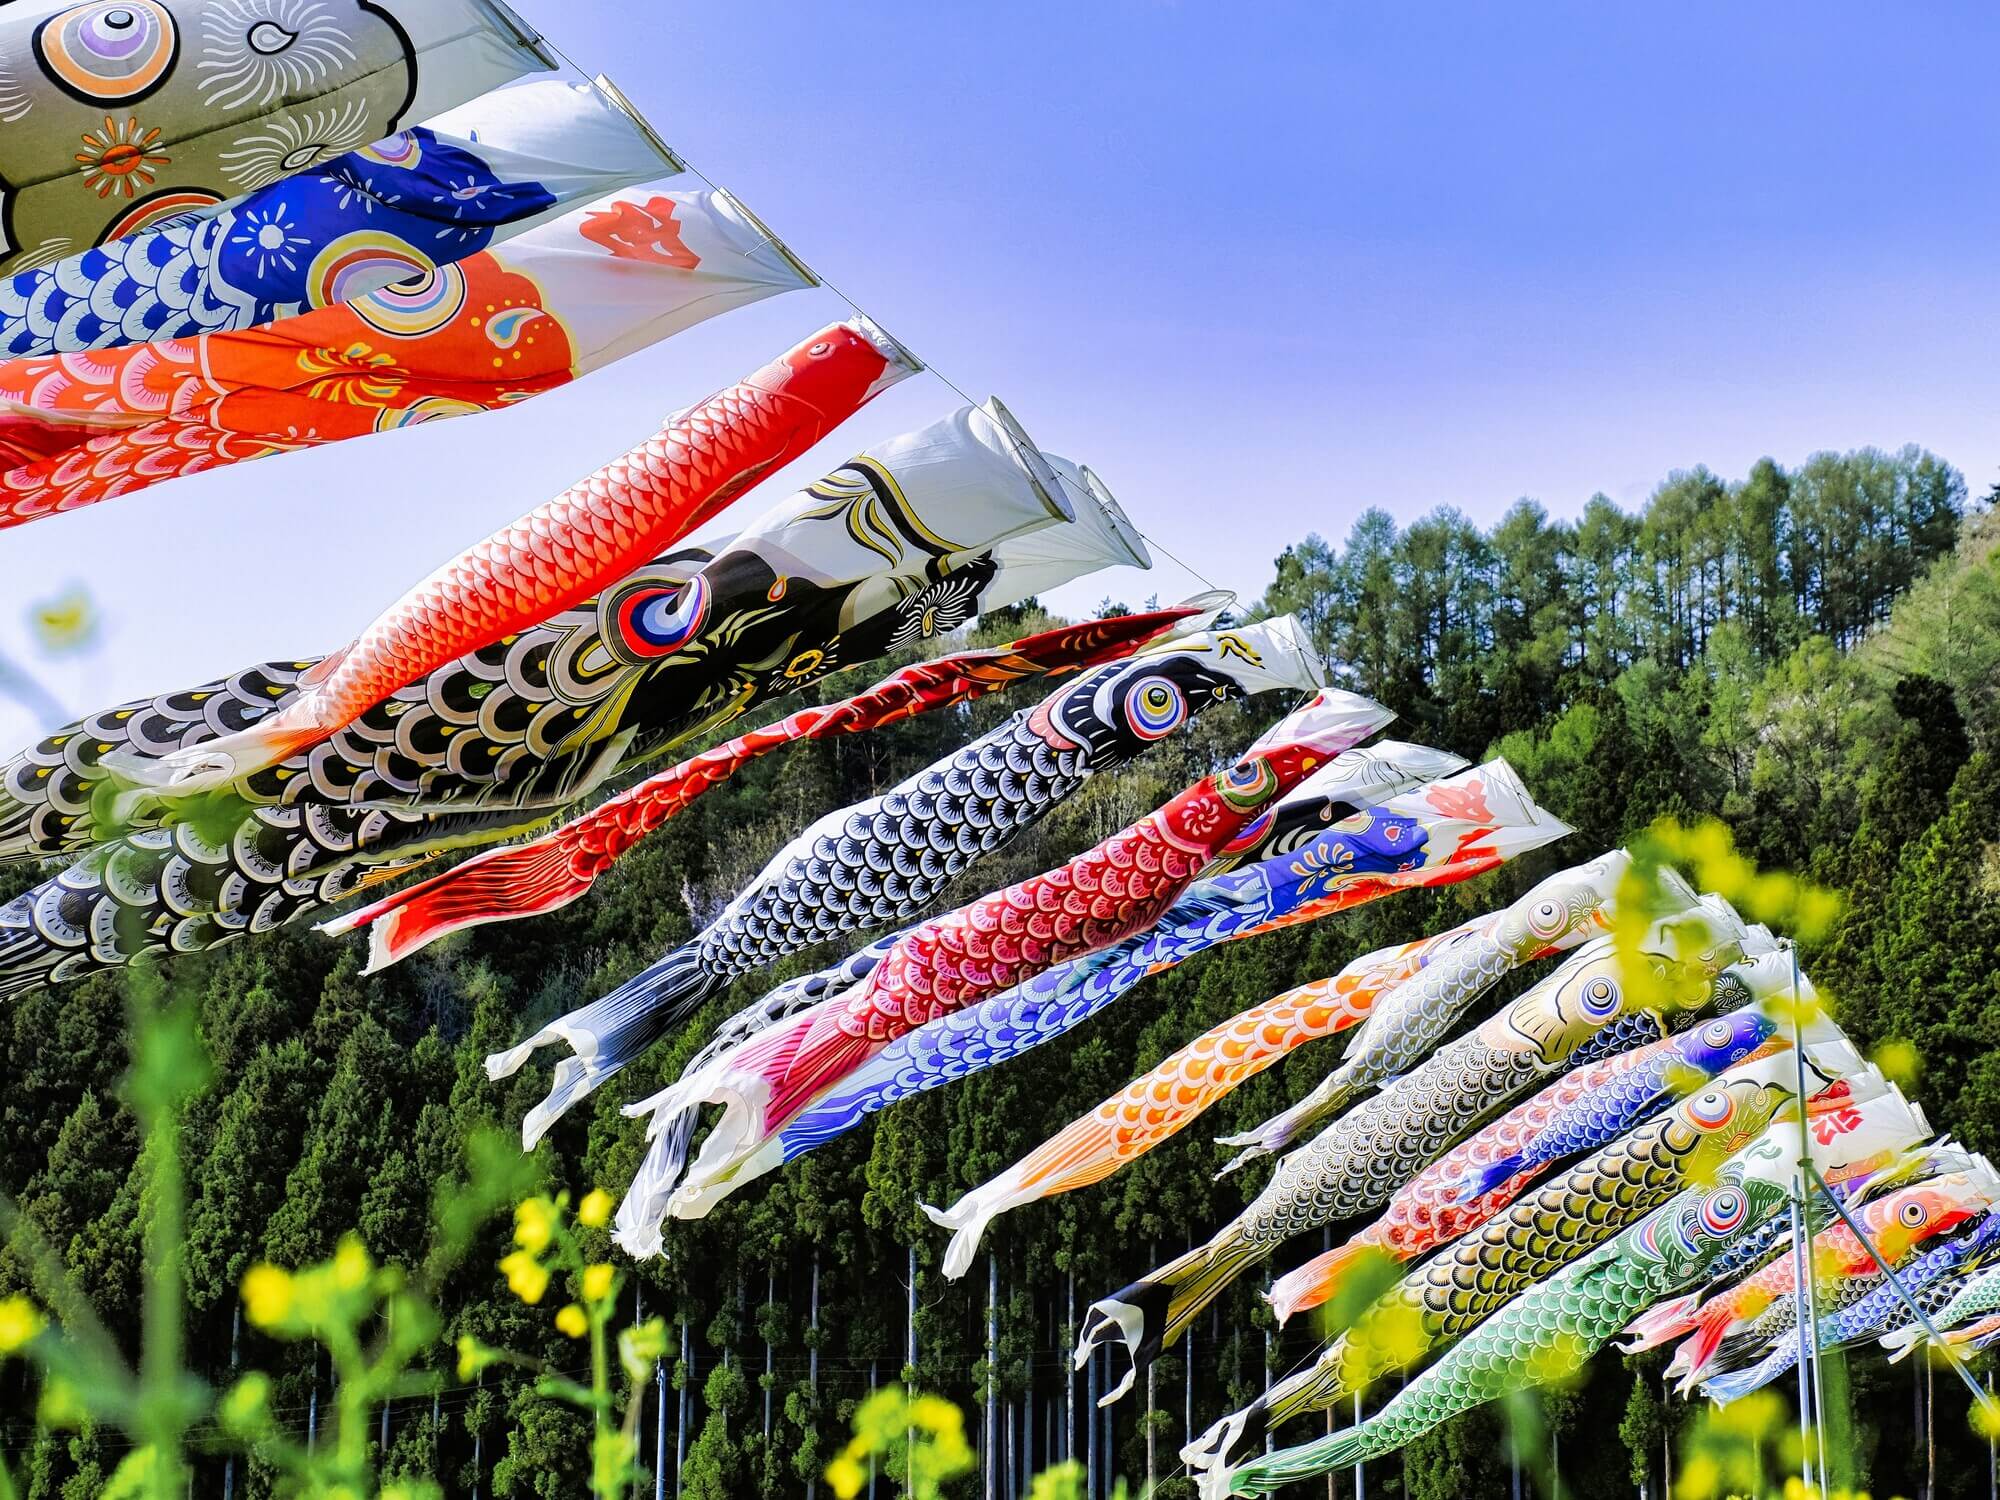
[
  {"x1": 1262, "y1": 1025, "x2": 1814, "y2": 1326},
  {"x1": 108, "y1": 320, "x2": 918, "y2": 795},
  {"x1": 322, "y1": 606, "x2": 1202, "y2": 968},
  {"x1": 652, "y1": 691, "x2": 1393, "y2": 1217},
  {"x1": 920, "y1": 768, "x2": 1576, "y2": 1269},
  {"x1": 1653, "y1": 1164, "x2": 1999, "y2": 1387}
]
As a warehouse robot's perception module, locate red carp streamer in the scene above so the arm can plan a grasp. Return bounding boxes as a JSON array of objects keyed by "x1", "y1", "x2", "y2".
[
  {"x1": 109, "y1": 319, "x2": 918, "y2": 795},
  {"x1": 322, "y1": 606, "x2": 1200, "y2": 968}
]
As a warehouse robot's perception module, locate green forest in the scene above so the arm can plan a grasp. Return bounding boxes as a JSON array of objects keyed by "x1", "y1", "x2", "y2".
[{"x1": 5, "y1": 441, "x2": 1999, "y2": 1499}]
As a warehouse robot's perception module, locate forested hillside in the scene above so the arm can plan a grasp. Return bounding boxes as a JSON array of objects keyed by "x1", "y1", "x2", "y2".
[{"x1": 4, "y1": 443, "x2": 1997, "y2": 1499}]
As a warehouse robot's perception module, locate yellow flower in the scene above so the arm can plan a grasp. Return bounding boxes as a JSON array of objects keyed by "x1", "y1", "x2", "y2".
[
  {"x1": 826, "y1": 1454, "x2": 866, "y2": 1500},
  {"x1": 514, "y1": 1198, "x2": 556, "y2": 1254},
  {"x1": 0, "y1": 1294, "x2": 44, "y2": 1353},
  {"x1": 500, "y1": 1250, "x2": 550, "y2": 1305},
  {"x1": 578, "y1": 1189, "x2": 614, "y2": 1228},
  {"x1": 332, "y1": 1236, "x2": 372, "y2": 1291},
  {"x1": 456, "y1": 1333, "x2": 501, "y2": 1381},
  {"x1": 555, "y1": 1303, "x2": 588, "y2": 1338},
  {"x1": 240, "y1": 1265, "x2": 295, "y2": 1329},
  {"x1": 581, "y1": 1262, "x2": 615, "y2": 1302}
]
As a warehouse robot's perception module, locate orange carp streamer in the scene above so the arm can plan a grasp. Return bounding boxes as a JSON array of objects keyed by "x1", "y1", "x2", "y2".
[{"x1": 107, "y1": 320, "x2": 918, "y2": 795}]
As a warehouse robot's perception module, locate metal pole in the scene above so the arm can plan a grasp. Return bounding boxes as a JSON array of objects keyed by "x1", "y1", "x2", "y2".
[
  {"x1": 986, "y1": 1255, "x2": 999, "y2": 1500},
  {"x1": 1353, "y1": 1388, "x2": 1364, "y2": 1500},
  {"x1": 1790, "y1": 1197, "x2": 1814, "y2": 1488},
  {"x1": 1782, "y1": 941, "x2": 1818, "y2": 1491},
  {"x1": 651, "y1": 1357, "x2": 666, "y2": 1500}
]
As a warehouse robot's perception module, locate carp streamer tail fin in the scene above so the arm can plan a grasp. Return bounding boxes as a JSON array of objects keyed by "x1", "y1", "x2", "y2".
[
  {"x1": 1615, "y1": 1291, "x2": 1702, "y2": 1354},
  {"x1": 101, "y1": 714, "x2": 324, "y2": 797},
  {"x1": 1078, "y1": 1232, "x2": 1268, "y2": 1406},
  {"x1": 485, "y1": 943, "x2": 721, "y2": 1148},
  {"x1": 1451, "y1": 1152, "x2": 1528, "y2": 1206},
  {"x1": 1266, "y1": 1240, "x2": 1379, "y2": 1326},
  {"x1": 321, "y1": 834, "x2": 587, "y2": 971}
]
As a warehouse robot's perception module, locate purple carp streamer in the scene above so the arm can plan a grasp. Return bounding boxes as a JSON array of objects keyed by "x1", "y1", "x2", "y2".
[
  {"x1": 0, "y1": 78, "x2": 673, "y2": 362},
  {"x1": 1078, "y1": 898, "x2": 1765, "y2": 1401},
  {"x1": 0, "y1": 0, "x2": 553, "y2": 275},
  {"x1": 487, "y1": 617, "x2": 1334, "y2": 1153}
]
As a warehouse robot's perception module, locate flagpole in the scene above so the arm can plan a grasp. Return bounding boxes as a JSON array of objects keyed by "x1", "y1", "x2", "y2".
[
  {"x1": 1785, "y1": 939, "x2": 1818, "y2": 1489},
  {"x1": 1786, "y1": 939, "x2": 1831, "y2": 1486}
]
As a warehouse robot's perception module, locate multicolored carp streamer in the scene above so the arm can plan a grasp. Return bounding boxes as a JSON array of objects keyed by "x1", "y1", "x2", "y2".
[
  {"x1": 0, "y1": 432, "x2": 1151, "y2": 993},
  {"x1": 639, "y1": 691, "x2": 1395, "y2": 1225},
  {"x1": 612, "y1": 743, "x2": 1475, "y2": 1250},
  {"x1": 1189, "y1": 1053, "x2": 1915, "y2": 1476},
  {"x1": 0, "y1": 0, "x2": 553, "y2": 275},
  {"x1": 1079, "y1": 900, "x2": 1762, "y2": 1401},
  {"x1": 1261, "y1": 1007, "x2": 1855, "y2": 1330},
  {"x1": 105, "y1": 318, "x2": 919, "y2": 795},
  {"x1": 744, "y1": 758, "x2": 1568, "y2": 1255},
  {"x1": 0, "y1": 78, "x2": 672, "y2": 361},
  {"x1": 1208, "y1": 1132, "x2": 1824, "y2": 1495},
  {"x1": 1697, "y1": 1211, "x2": 2000, "y2": 1403},
  {"x1": 321, "y1": 607, "x2": 1204, "y2": 968},
  {"x1": 1210, "y1": 851, "x2": 1632, "y2": 1178},
  {"x1": 914, "y1": 775, "x2": 1575, "y2": 1275},
  {"x1": 2, "y1": 399, "x2": 1132, "y2": 856},
  {"x1": 1655, "y1": 1159, "x2": 1999, "y2": 1387},
  {"x1": 1883, "y1": 1260, "x2": 2000, "y2": 1359},
  {"x1": 0, "y1": 184, "x2": 815, "y2": 527},
  {"x1": 486, "y1": 617, "x2": 1332, "y2": 1150}
]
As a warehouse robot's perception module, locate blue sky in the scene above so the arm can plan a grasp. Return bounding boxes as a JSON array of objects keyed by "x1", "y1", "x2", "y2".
[{"x1": 4, "y1": 0, "x2": 1998, "y2": 747}]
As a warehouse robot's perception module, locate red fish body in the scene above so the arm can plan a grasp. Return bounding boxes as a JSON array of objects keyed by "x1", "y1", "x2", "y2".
[{"x1": 112, "y1": 320, "x2": 917, "y2": 794}]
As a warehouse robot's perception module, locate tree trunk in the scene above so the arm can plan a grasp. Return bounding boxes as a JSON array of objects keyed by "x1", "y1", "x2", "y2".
[{"x1": 764, "y1": 1270, "x2": 775, "y2": 1441}]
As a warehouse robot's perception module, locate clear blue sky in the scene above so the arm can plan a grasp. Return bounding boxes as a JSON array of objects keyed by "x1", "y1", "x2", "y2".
[{"x1": 4, "y1": 1, "x2": 1998, "y2": 747}]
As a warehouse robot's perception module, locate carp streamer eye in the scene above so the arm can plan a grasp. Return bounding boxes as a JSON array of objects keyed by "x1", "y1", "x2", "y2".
[
  {"x1": 612, "y1": 576, "x2": 710, "y2": 657},
  {"x1": 1687, "y1": 1089, "x2": 1736, "y2": 1129},
  {"x1": 1698, "y1": 1187, "x2": 1748, "y2": 1237},
  {"x1": 1525, "y1": 898, "x2": 1567, "y2": 939},
  {"x1": 1124, "y1": 676, "x2": 1187, "y2": 741},
  {"x1": 1577, "y1": 974, "x2": 1621, "y2": 1019}
]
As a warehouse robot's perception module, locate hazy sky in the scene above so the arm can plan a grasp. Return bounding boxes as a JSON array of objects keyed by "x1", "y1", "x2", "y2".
[{"x1": 4, "y1": 1, "x2": 1997, "y2": 748}]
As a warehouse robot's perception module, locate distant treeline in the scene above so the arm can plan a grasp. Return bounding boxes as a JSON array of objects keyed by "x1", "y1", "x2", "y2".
[{"x1": 2, "y1": 444, "x2": 1995, "y2": 1499}]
